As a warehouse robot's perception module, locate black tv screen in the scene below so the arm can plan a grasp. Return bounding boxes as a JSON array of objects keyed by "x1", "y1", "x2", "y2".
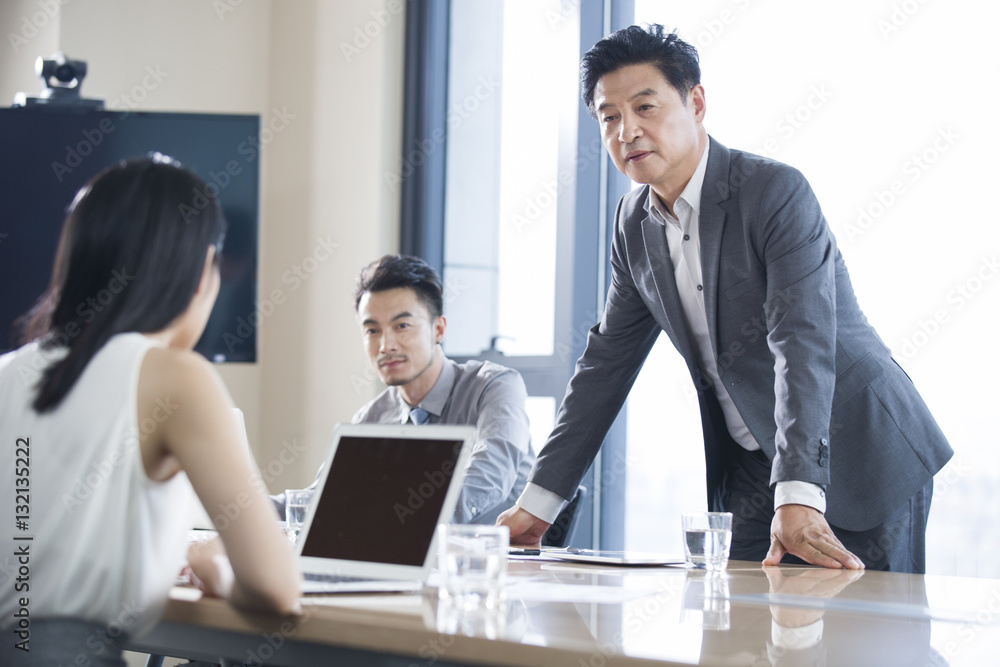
[{"x1": 0, "y1": 106, "x2": 259, "y2": 362}]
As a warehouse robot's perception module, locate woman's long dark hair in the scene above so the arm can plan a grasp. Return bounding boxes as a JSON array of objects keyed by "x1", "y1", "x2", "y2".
[{"x1": 19, "y1": 155, "x2": 227, "y2": 412}]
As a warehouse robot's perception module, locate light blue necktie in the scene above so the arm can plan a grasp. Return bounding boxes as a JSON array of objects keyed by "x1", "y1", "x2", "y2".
[{"x1": 408, "y1": 407, "x2": 429, "y2": 425}]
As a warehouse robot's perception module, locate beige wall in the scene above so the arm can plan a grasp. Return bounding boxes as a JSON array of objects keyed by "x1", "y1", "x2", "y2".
[
  {"x1": 0, "y1": 0, "x2": 403, "y2": 490},
  {"x1": 1, "y1": 0, "x2": 60, "y2": 98}
]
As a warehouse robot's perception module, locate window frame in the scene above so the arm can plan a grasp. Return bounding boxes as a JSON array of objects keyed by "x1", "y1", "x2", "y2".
[{"x1": 399, "y1": 0, "x2": 635, "y2": 549}]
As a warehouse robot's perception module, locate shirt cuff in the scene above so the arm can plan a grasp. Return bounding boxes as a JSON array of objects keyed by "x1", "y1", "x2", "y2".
[
  {"x1": 516, "y1": 482, "x2": 568, "y2": 524},
  {"x1": 774, "y1": 480, "x2": 827, "y2": 513},
  {"x1": 771, "y1": 618, "x2": 824, "y2": 650}
]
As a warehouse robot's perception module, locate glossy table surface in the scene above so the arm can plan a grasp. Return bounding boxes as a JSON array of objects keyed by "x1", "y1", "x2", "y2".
[{"x1": 128, "y1": 559, "x2": 1000, "y2": 666}]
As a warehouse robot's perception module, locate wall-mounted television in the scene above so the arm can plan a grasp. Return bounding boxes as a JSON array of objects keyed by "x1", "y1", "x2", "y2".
[{"x1": 0, "y1": 107, "x2": 259, "y2": 362}]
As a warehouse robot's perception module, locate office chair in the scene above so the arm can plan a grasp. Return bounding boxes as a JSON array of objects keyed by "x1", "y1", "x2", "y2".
[{"x1": 541, "y1": 485, "x2": 587, "y2": 548}]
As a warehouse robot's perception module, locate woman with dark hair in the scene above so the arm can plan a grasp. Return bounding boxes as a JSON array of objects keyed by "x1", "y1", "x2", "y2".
[{"x1": 0, "y1": 156, "x2": 300, "y2": 666}]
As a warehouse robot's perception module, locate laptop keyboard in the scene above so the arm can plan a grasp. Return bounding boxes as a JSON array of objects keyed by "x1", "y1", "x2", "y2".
[
  {"x1": 299, "y1": 572, "x2": 424, "y2": 594},
  {"x1": 304, "y1": 572, "x2": 374, "y2": 584}
]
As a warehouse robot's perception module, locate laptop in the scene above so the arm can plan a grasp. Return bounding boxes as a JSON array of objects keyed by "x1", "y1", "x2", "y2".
[{"x1": 297, "y1": 423, "x2": 474, "y2": 594}]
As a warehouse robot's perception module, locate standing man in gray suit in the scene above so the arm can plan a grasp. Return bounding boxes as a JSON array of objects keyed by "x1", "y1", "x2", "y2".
[{"x1": 498, "y1": 24, "x2": 952, "y2": 572}]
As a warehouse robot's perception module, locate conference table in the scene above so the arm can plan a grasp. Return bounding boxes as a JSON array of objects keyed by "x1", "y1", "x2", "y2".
[{"x1": 126, "y1": 559, "x2": 1000, "y2": 666}]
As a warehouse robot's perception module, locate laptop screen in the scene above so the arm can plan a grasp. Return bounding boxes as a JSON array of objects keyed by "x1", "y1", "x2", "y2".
[{"x1": 300, "y1": 434, "x2": 464, "y2": 566}]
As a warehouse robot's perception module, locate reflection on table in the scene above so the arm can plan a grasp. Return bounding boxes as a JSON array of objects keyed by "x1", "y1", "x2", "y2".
[{"x1": 128, "y1": 560, "x2": 1000, "y2": 666}]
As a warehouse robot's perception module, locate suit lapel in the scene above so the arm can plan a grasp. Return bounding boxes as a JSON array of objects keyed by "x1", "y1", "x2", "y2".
[{"x1": 699, "y1": 138, "x2": 731, "y2": 358}]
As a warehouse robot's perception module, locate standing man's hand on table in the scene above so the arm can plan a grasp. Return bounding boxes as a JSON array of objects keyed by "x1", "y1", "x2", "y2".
[
  {"x1": 496, "y1": 506, "x2": 551, "y2": 548},
  {"x1": 763, "y1": 504, "x2": 865, "y2": 570}
]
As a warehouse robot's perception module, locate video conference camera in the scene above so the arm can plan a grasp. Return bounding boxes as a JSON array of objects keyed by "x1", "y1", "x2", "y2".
[{"x1": 12, "y1": 53, "x2": 104, "y2": 109}]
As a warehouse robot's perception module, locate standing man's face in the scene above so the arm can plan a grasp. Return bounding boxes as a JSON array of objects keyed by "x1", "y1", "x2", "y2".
[
  {"x1": 593, "y1": 62, "x2": 707, "y2": 204},
  {"x1": 357, "y1": 287, "x2": 445, "y2": 391}
]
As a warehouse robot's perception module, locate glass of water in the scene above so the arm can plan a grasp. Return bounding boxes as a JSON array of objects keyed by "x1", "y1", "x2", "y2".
[
  {"x1": 438, "y1": 524, "x2": 509, "y2": 609},
  {"x1": 284, "y1": 488, "x2": 314, "y2": 544},
  {"x1": 681, "y1": 512, "x2": 733, "y2": 570}
]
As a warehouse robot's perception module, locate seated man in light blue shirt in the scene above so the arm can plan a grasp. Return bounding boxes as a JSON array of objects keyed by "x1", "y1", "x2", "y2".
[{"x1": 351, "y1": 254, "x2": 535, "y2": 525}]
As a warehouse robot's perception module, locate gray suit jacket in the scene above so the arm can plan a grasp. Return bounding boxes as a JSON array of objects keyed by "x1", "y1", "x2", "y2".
[{"x1": 531, "y1": 137, "x2": 953, "y2": 531}]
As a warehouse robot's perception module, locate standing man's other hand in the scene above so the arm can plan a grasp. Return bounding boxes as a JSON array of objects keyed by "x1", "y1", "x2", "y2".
[
  {"x1": 763, "y1": 504, "x2": 865, "y2": 570},
  {"x1": 496, "y1": 506, "x2": 551, "y2": 548}
]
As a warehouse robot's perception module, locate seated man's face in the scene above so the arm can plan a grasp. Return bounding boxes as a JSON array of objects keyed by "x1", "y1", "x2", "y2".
[{"x1": 357, "y1": 287, "x2": 443, "y2": 388}]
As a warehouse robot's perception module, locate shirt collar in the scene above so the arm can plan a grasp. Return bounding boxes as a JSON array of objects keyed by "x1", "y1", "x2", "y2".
[
  {"x1": 413, "y1": 356, "x2": 455, "y2": 418},
  {"x1": 645, "y1": 140, "x2": 711, "y2": 225}
]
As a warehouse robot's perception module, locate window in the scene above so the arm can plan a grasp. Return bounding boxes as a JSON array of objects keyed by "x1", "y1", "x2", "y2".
[{"x1": 442, "y1": 0, "x2": 580, "y2": 358}]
